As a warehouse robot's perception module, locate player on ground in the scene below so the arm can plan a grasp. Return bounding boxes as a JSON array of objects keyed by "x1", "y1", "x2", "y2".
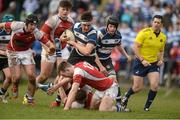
[
  {"x1": 48, "y1": 61, "x2": 129, "y2": 112},
  {"x1": 0, "y1": 14, "x2": 55, "y2": 105},
  {"x1": 0, "y1": 14, "x2": 14, "y2": 102},
  {"x1": 96, "y1": 15, "x2": 131, "y2": 105},
  {"x1": 121, "y1": 15, "x2": 166, "y2": 111}
]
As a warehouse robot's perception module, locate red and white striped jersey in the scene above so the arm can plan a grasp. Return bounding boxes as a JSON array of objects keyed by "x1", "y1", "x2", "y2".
[
  {"x1": 5, "y1": 21, "x2": 49, "y2": 51},
  {"x1": 73, "y1": 62, "x2": 113, "y2": 91},
  {"x1": 41, "y1": 15, "x2": 74, "y2": 49}
]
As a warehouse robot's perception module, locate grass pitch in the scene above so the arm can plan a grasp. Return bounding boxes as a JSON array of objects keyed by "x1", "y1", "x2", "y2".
[{"x1": 0, "y1": 83, "x2": 180, "y2": 119}]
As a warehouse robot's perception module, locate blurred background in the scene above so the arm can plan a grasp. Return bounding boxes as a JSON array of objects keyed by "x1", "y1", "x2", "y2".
[{"x1": 0, "y1": 0, "x2": 179, "y2": 88}]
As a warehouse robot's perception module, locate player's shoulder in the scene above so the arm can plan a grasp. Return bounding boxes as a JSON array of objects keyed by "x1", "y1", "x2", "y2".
[
  {"x1": 88, "y1": 27, "x2": 97, "y2": 35},
  {"x1": 75, "y1": 62, "x2": 84, "y2": 68},
  {"x1": 45, "y1": 15, "x2": 59, "y2": 26},
  {"x1": 67, "y1": 16, "x2": 74, "y2": 24},
  {"x1": 99, "y1": 27, "x2": 106, "y2": 34},
  {"x1": 74, "y1": 22, "x2": 81, "y2": 29}
]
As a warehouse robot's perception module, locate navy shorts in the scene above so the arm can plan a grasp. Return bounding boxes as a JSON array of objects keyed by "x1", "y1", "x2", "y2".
[
  {"x1": 0, "y1": 58, "x2": 9, "y2": 70},
  {"x1": 133, "y1": 59, "x2": 160, "y2": 77},
  {"x1": 100, "y1": 58, "x2": 116, "y2": 76}
]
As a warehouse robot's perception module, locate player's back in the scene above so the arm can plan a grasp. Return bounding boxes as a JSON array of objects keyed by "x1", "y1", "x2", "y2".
[{"x1": 74, "y1": 62, "x2": 113, "y2": 91}]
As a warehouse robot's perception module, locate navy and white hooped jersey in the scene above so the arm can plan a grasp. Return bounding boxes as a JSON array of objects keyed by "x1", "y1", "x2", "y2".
[
  {"x1": 0, "y1": 29, "x2": 11, "y2": 58},
  {"x1": 97, "y1": 27, "x2": 122, "y2": 60},
  {"x1": 72, "y1": 22, "x2": 97, "y2": 57}
]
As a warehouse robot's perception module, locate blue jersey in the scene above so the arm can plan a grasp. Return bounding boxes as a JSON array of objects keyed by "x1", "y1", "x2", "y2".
[
  {"x1": 73, "y1": 23, "x2": 97, "y2": 57},
  {"x1": 0, "y1": 29, "x2": 11, "y2": 58},
  {"x1": 97, "y1": 27, "x2": 122, "y2": 60}
]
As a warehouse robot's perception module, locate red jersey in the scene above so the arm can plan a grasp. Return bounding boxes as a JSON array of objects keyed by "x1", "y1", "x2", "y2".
[
  {"x1": 41, "y1": 15, "x2": 74, "y2": 49},
  {"x1": 73, "y1": 62, "x2": 113, "y2": 91},
  {"x1": 5, "y1": 22, "x2": 49, "y2": 51}
]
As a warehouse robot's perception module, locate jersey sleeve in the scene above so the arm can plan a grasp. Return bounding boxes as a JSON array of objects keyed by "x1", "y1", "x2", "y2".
[
  {"x1": 135, "y1": 30, "x2": 146, "y2": 44},
  {"x1": 34, "y1": 29, "x2": 49, "y2": 44},
  {"x1": 5, "y1": 21, "x2": 25, "y2": 31},
  {"x1": 87, "y1": 29, "x2": 97, "y2": 45},
  {"x1": 73, "y1": 67, "x2": 84, "y2": 83},
  {"x1": 40, "y1": 16, "x2": 57, "y2": 40}
]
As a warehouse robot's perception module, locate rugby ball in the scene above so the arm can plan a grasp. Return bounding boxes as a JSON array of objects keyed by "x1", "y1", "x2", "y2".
[{"x1": 60, "y1": 29, "x2": 75, "y2": 42}]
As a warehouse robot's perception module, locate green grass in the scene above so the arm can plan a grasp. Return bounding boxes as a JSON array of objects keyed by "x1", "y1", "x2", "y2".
[{"x1": 0, "y1": 83, "x2": 180, "y2": 119}]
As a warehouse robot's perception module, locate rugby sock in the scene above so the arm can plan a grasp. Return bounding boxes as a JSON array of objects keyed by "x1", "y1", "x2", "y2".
[
  {"x1": 56, "y1": 95, "x2": 61, "y2": 103},
  {"x1": 26, "y1": 93, "x2": 33, "y2": 100},
  {"x1": 0, "y1": 88, "x2": 7, "y2": 95},
  {"x1": 116, "y1": 86, "x2": 121, "y2": 105},
  {"x1": 144, "y1": 89, "x2": 157, "y2": 109},
  {"x1": 125, "y1": 87, "x2": 135, "y2": 98}
]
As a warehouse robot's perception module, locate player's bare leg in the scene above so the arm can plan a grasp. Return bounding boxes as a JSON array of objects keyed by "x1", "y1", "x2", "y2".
[
  {"x1": 10, "y1": 65, "x2": 21, "y2": 99},
  {"x1": 0, "y1": 68, "x2": 11, "y2": 103},
  {"x1": 36, "y1": 61, "x2": 54, "y2": 84}
]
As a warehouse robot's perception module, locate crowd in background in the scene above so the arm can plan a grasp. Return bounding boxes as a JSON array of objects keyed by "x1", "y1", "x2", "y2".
[{"x1": 0, "y1": 0, "x2": 179, "y2": 87}]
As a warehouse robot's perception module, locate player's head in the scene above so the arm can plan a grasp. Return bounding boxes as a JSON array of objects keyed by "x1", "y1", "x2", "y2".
[
  {"x1": 25, "y1": 14, "x2": 38, "y2": 32},
  {"x1": 58, "y1": 0, "x2": 72, "y2": 20},
  {"x1": 57, "y1": 61, "x2": 73, "y2": 77},
  {"x1": 80, "y1": 11, "x2": 93, "y2": 33},
  {"x1": 75, "y1": 89, "x2": 87, "y2": 104},
  {"x1": 106, "y1": 15, "x2": 119, "y2": 35},
  {"x1": 2, "y1": 14, "x2": 15, "y2": 22},
  {"x1": 152, "y1": 15, "x2": 163, "y2": 32}
]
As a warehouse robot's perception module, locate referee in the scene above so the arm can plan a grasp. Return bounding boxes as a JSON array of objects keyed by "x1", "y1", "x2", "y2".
[{"x1": 121, "y1": 15, "x2": 166, "y2": 111}]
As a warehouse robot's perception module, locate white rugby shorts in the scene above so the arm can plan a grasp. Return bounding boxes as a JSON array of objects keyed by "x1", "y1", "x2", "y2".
[
  {"x1": 7, "y1": 49, "x2": 35, "y2": 67},
  {"x1": 93, "y1": 82, "x2": 118, "y2": 100}
]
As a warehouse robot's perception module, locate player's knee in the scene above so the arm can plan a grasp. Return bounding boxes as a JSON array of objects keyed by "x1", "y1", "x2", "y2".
[
  {"x1": 5, "y1": 76, "x2": 12, "y2": 82},
  {"x1": 132, "y1": 84, "x2": 143, "y2": 92},
  {"x1": 99, "y1": 96, "x2": 113, "y2": 112},
  {"x1": 150, "y1": 83, "x2": 158, "y2": 91},
  {"x1": 39, "y1": 73, "x2": 49, "y2": 81}
]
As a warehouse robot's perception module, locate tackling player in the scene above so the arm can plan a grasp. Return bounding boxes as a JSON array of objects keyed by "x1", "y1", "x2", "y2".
[{"x1": 48, "y1": 61, "x2": 129, "y2": 112}]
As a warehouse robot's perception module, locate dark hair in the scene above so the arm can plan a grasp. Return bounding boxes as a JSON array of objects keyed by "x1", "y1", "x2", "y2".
[
  {"x1": 80, "y1": 11, "x2": 93, "y2": 22},
  {"x1": 152, "y1": 15, "x2": 163, "y2": 23},
  {"x1": 25, "y1": 14, "x2": 39, "y2": 25},
  {"x1": 75, "y1": 89, "x2": 87, "y2": 104},
  {"x1": 59, "y1": 0, "x2": 72, "y2": 9},
  {"x1": 107, "y1": 15, "x2": 119, "y2": 28},
  {"x1": 57, "y1": 61, "x2": 71, "y2": 75}
]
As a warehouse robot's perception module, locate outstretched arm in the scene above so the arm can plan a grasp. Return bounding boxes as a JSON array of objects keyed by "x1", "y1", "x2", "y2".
[
  {"x1": 47, "y1": 76, "x2": 71, "y2": 94},
  {"x1": 64, "y1": 82, "x2": 80, "y2": 110}
]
